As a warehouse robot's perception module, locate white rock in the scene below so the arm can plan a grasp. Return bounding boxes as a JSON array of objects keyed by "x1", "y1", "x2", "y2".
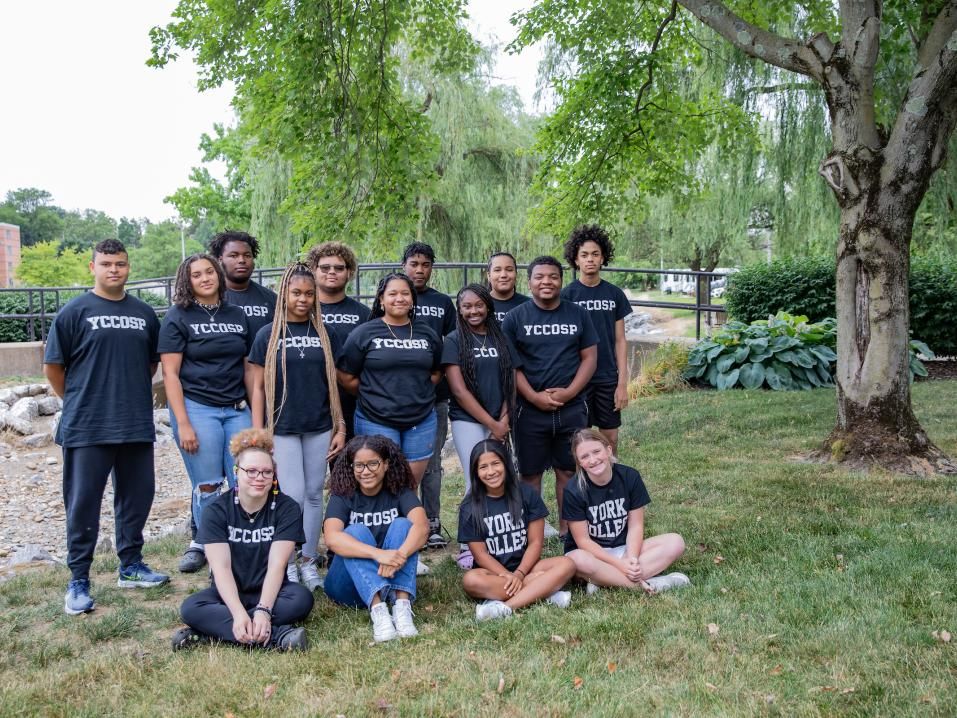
[
  {"x1": 12, "y1": 385, "x2": 33, "y2": 399},
  {"x1": 0, "y1": 402, "x2": 8, "y2": 413},
  {"x1": 28, "y1": 384, "x2": 49, "y2": 397},
  {"x1": 0, "y1": 389, "x2": 16, "y2": 404},
  {"x1": 9, "y1": 398, "x2": 39, "y2": 422},
  {"x1": 153, "y1": 408, "x2": 171, "y2": 426},
  {"x1": 8, "y1": 544, "x2": 58, "y2": 566},
  {"x1": 0, "y1": 412, "x2": 33, "y2": 435},
  {"x1": 19, "y1": 433, "x2": 53, "y2": 448},
  {"x1": 36, "y1": 396, "x2": 61, "y2": 416}
]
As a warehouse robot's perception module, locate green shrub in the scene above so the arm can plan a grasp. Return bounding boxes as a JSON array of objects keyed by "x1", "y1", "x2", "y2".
[
  {"x1": 628, "y1": 341, "x2": 689, "y2": 397},
  {"x1": 726, "y1": 257, "x2": 957, "y2": 356},
  {"x1": 0, "y1": 292, "x2": 59, "y2": 343}
]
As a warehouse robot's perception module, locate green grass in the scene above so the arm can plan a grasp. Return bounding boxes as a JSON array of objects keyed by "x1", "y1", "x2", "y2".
[{"x1": 3, "y1": 383, "x2": 957, "y2": 716}]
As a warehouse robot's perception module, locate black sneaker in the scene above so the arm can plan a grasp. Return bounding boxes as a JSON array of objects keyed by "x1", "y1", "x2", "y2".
[
  {"x1": 273, "y1": 625, "x2": 308, "y2": 651},
  {"x1": 178, "y1": 548, "x2": 207, "y2": 573},
  {"x1": 425, "y1": 521, "x2": 448, "y2": 549},
  {"x1": 171, "y1": 626, "x2": 207, "y2": 651}
]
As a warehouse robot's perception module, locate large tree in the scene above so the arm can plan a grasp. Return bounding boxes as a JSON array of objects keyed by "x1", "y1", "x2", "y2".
[{"x1": 515, "y1": 0, "x2": 957, "y2": 473}]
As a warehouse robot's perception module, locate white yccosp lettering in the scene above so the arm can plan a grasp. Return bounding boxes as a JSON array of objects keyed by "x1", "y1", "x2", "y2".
[
  {"x1": 575, "y1": 299, "x2": 618, "y2": 312},
  {"x1": 473, "y1": 346, "x2": 499, "y2": 358},
  {"x1": 494, "y1": 311, "x2": 508, "y2": 322},
  {"x1": 282, "y1": 336, "x2": 323, "y2": 350},
  {"x1": 240, "y1": 305, "x2": 269, "y2": 317},
  {"x1": 523, "y1": 324, "x2": 579, "y2": 336},
  {"x1": 323, "y1": 313, "x2": 360, "y2": 324},
  {"x1": 416, "y1": 305, "x2": 445, "y2": 318},
  {"x1": 227, "y1": 524, "x2": 276, "y2": 543},
  {"x1": 86, "y1": 315, "x2": 147, "y2": 331},
  {"x1": 350, "y1": 508, "x2": 399, "y2": 526},
  {"x1": 189, "y1": 322, "x2": 246, "y2": 335},
  {"x1": 371, "y1": 337, "x2": 430, "y2": 350}
]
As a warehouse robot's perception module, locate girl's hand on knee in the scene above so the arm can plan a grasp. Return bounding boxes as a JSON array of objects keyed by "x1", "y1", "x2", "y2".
[
  {"x1": 501, "y1": 572, "x2": 523, "y2": 596},
  {"x1": 624, "y1": 557, "x2": 643, "y2": 583}
]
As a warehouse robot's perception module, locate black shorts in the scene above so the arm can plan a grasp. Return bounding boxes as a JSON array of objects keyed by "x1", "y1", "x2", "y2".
[
  {"x1": 514, "y1": 399, "x2": 589, "y2": 475},
  {"x1": 587, "y1": 382, "x2": 622, "y2": 430}
]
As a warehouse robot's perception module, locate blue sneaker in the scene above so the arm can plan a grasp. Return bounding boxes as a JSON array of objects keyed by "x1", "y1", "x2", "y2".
[
  {"x1": 118, "y1": 561, "x2": 170, "y2": 588},
  {"x1": 64, "y1": 578, "x2": 95, "y2": 615}
]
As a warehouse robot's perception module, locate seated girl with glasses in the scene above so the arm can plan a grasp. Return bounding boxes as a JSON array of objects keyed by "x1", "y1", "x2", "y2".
[
  {"x1": 322, "y1": 435, "x2": 430, "y2": 643},
  {"x1": 172, "y1": 429, "x2": 314, "y2": 651}
]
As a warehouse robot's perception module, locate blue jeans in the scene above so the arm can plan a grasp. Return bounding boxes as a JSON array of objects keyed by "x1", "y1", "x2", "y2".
[
  {"x1": 353, "y1": 406, "x2": 436, "y2": 462},
  {"x1": 324, "y1": 517, "x2": 418, "y2": 607},
  {"x1": 169, "y1": 397, "x2": 251, "y2": 540}
]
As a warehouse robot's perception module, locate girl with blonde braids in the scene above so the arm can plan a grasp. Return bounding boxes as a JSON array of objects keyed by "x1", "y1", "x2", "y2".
[{"x1": 247, "y1": 263, "x2": 345, "y2": 591}]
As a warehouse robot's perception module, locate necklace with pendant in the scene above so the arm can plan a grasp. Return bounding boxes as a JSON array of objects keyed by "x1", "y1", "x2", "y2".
[
  {"x1": 196, "y1": 301, "x2": 220, "y2": 323},
  {"x1": 240, "y1": 505, "x2": 262, "y2": 524},
  {"x1": 473, "y1": 330, "x2": 488, "y2": 352},
  {"x1": 384, "y1": 319, "x2": 413, "y2": 341},
  {"x1": 298, "y1": 322, "x2": 311, "y2": 359}
]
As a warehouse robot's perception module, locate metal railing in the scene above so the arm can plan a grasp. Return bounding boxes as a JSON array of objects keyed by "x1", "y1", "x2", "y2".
[{"x1": 0, "y1": 263, "x2": 727, "y2": 342}]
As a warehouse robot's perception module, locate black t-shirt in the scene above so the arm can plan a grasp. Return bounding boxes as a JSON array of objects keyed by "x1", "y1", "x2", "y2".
[
  {"x1": 197, "y1": 492, "x2": 305, "y2": 594},
  {"x1": 226, "y1": 281, "x2": 277, "y2": 337},
  {"x1": 325, "y1": 487, "x2": 421, "y2": 548},
  {"x1": 441, "y1": 329, "x2": 523, "y2": 423},
  {"x1": 502, "y1": 299, "x2": 599, "y2": 395},
  {"x1": 158, "y1": 303, "x2": 252, "y2": 407},
  {"x1": 561, "y1": 279, "x2": 632, "y2": 383},
  {"x1": 338, "y1": 319, "x2": 442, "y2": 429},
  {"x1": 492, "y1": 292, "x2": 530, "y2": 324},
  {"x1": 320, "y1": 297, "x2": 371, "y2": 343},
  {"x1": 457, "y1": 483, "x2": 549, "y2": 571},
  {"x1": 415, "y1": 287, "x2": 455, "y2": 402},
  {"x1": 561, "y1": 464, "x2": 651, "y2": 553},
  {"x1": 44, "y1": 292, "x2": 160, "y2": 448},
  {"x1": 248, "y1": 321, "x2": 339, "y2": 435}
]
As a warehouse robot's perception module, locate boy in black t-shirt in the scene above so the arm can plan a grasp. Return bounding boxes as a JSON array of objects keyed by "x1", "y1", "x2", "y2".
[
  {"x1": 401, "y1": 242, "x2": 455, "y2": 549},
  {"x1": 561, "y1": 225, "x2": 633, "y2": 453},
  {"x1": 502, "y1": 256, "x2": 598, "y2": 537},
  {"x1": 44, "y1": 239, "x2": 169, "y2": 616},
  {"x1": 209, "y1": 230, "x2": 277, "y2": 336}
]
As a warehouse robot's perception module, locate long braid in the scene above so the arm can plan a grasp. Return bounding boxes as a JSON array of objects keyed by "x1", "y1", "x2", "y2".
[{"x1": 454, "y1": 283, "x2": 516, "y2": 424}]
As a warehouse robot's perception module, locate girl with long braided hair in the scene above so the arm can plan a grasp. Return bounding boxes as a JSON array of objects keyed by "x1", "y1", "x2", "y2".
[{"x1": 247, "y1": 262, "x2": 345, "y2": 591}]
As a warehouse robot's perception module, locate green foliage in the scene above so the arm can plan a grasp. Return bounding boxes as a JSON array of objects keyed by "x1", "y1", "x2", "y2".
[
  {"x1": 14, "y1": 241, "x2": 89, "y2": 287},
  {"x1": 0, "y1": 292, "x2": 59, "y2": 342},
  {"x1": 685, "y1": 311, "x2": 838, "y2": 391},
  {"x1": 117, "y1": 217, "x2": 144, "y2": 248},
  {"x1": 129, "y1": 221, "x2": 203, "y2": 280},
  {"x1": 1, "y1": 188, "x2": 64, "y2": 247},
  {"x1": 727, "y1": 257, "x2": 957, "y2": 356},
  {"x1": 59, "y1": 209, "x2": 118, "y2": 253},
  {"x1": 629, "y1": 341, "x2": 690, "y2": 397}
]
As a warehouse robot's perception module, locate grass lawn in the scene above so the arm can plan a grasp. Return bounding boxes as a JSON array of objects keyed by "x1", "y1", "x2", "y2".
[{"x1": 2, "y1": 383, "x2": 957, "y2": 717}]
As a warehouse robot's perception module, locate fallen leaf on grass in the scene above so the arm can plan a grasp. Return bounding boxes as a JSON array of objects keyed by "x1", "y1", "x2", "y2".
[
  {"x1": 932, "y1": 629, "x2": 952, "y2": 643},
  {"x1": 809, "y1": 686, "x2": 836, "y2": 693},
  {"x1": 705, "y1": 683, "x2": 718, "y2": 691},
  {"x1": 713, "y1": 555, "x2": 725, "y2": 565},
  {"x1": 497, "y1": 674, "x2": 505, "y2": 694},
  {"x1": 551, "y1": 634, "x2": 566, "y2": 644},
  {"x1": 424, "y1": 604, "x2": 435, "y2": 613},
  {"x1": 707, "y1": 623, "x2": 720, "y2": 636},
  {"x1": 375, "y1": 698, "x2": 393, "y2": 711},
  {"x1": 225, "y1": 713, "x2": 236, "y2": 718},
  {"x1": 841, "y1": 688, "x2": 855, "y2": 695},
  {"x1": 768, "y1": 665, "x2": 783, "y2": 676},
  {"x1": 765, "y1": 694, "x2": 775, "y2": 704},
  {"x1": 263, "y1": 683, "x2": 276, "y2": 700},
  {"x1": 606, "y1": 661, "x2": 617, "y2": 674},
  {"x1": 920, "y1": 693, "x2": 935, "y2": 704},
  {"x1": 573, "y1": 676, "x2": 584, "y2": 690},
  {"x1": 720, "y1": 588, "x2": 728, "y2": 594},
  {"x1": 557, "y1": 658, "x2": 566, "y2": 667},
  {"x1": 391, "y1": 669, "x2": 401, "y2": 681}
]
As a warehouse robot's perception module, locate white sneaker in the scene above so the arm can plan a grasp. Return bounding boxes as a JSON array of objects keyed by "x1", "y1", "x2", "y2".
[
  {"x1": 475, "y1": 600, "x2": 513, "y2": 622},
  {"x1": 391, "y1": 599, "x2": 418, "y2": 638},
  {"x1": 543, "y1": 522, "x2": 560, "y2": 539},
  {"x1": 300, "y1": 558, "x2": 323, "y2": 592},
  {"x1": 416, "y1": 560, "x2": 430, "y2": 576},
  {"x1": 547, "y1": 590, "x2": 572, "y2": 609},
  {"x1": 586, "y1": 582, "x2": 600, "y2": 596},
  {"x1": 286, "y1": 562, "x2": 300, "y2": 584},
  {"x1": 370, "y1": 603, "x2": 398, "y2": 642},
  {"x1": 644, "y1": 572, "x2": 691, "y2": 594}
]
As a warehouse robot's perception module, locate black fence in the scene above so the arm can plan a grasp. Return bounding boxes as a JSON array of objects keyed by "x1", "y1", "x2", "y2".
[{"x1": 0, "y1": 263, "x2": 727, "y2": 343}]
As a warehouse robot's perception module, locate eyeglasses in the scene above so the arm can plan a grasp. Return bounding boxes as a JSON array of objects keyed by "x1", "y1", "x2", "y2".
[
  {"x1": 352, "y1": 460, "x2": 382, "y2": 474},
  {"x1": 317, "y1": 263, "x2": 347, "y2": 273},
  {"x1": 238, "y1": 466, "x2": 275, "y2": 479}
]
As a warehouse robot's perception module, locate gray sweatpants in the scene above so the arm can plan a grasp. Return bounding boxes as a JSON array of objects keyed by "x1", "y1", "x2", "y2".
[
  {"x1": 273, "y1": 430, "x2": 332, "y2": 559},
  {"x1": 451, "y1": 419, "x2": 491, "y2": 498}
]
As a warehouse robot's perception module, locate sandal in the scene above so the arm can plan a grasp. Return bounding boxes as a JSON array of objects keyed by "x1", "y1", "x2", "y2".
[{"x1": 456, "y1": 547, "x2": 474, "y2": 570}]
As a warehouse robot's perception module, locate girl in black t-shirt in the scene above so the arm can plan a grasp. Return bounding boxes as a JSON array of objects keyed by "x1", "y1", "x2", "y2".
[
  {"x1": 323, "y1": 435, "x2": 430, "y2": 643},
  {"x1": 486, "y1": 251, "x2": 530, "y2": 321},
  {"x1": 458, "y1": 440, "x2": 576, "y2": 621},
  {"x1": 172, "y1": 429, "x2": 314, "y2": 651},
  {"x1": 248, "y1": 263, "x2": 346, "y2": 592},
  {"x1": 563, "y1": 429, "x2": 689, "y2": 595}
]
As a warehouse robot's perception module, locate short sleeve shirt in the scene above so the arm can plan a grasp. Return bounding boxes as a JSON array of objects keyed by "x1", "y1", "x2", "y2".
[
  {"x1": 457, "y1": 483, "x2": 549, "y2": 571},
  {"x1": 197, "y1": 492, "x2": 305, "y2": 594},
  {"x1": 501, "y1": 299, "x2": 599, "y2": 394},
  {"x1": 441, "y1": 330, "x2": 523, "y2": 423},
  {"x1": 415, "y1": 287, "x2": 456, "y2": 402},
  {"x1": 561, "y1": 279, "x2": 632, "y2": 383},
  {"x1": 325, "y1": 487, "x2": 421, "y2": 547},
  {"x1": 561, "y1": 464, "x2": 651, "y2": 553},
  {"x1": 492, "y1": 292, "x2": 530, "y2": 324},
  {"x1": 320, "y1": 297, "x2": 371, "y2": 344},
  {"x1": 337, "y1": 319, "x2": 442, "y2": 429},
  {"x1": 248, "y1": 321, "x2": 339, "y2": 435},
  {"x1": 157, "y1": 303, "x2": 252, "y2": 407},
  {"x1": 44, "y1": 292, "x2": 160, "y2": 447},
  {"x1": 226, "y1": 281, "x2": 277, "y2": 337}
]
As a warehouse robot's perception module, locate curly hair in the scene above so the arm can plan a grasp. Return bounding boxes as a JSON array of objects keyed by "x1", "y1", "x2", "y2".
[
  {"x1": 208, "y1": 230, "x2": 260, "y2": 260},
  {"x1": 305, "y1": 241, "x2": 358, "y2": 279},
  {"x1": 172, "y1": 253, "x2": 227, "y2": 309},
  {"x1": 229, "y1": 427, "x2": 275, "y2": 465},
  {"x1": 400, "y1": 241, "x2": 435, "y2": 264},
  {"x1": 563, "y1": 225, "x2": 614, "y2": 269},
  {"x1": 92, "y1": 239, "x2": 126, "y2": 259},
  {"x1": 526, "y1": 255, "x2": 563, "y2": 280},
  {"x1": 369, "y1": 272, "x2": 418, "y2": 321},
  {"x1": 327, "y1": 435, "x2": 417, "y2": 498}
]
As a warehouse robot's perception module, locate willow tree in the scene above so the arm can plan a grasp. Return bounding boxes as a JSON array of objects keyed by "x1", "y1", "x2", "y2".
[{"x1": 515, "y1": 1, "x2": 957, "y2": 473}]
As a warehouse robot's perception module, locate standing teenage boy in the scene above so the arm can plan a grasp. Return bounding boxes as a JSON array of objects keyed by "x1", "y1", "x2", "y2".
[
  {"x1": 44, "y1": 239, "x2": 169, "y2": 615},
  {"x1": 209, "y1": 231, "x2": 277, "y2": 336},
  {"x1": 307, "y1": 241, "x2": 371, "y2": 442},
  {"x1": 502, "y1": 256, "x2": 598, "y2": 536},
  {"x1": 561, "y1": 225, "x2": 632, "y2": 453},
  {"x1": 401, "y1": 242, "x2": 455, "y2": 548}
]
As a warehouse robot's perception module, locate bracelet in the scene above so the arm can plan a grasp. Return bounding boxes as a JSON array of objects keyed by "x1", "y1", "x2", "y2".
[
  {"x1": 254, "y1": 604, "x2": 273, "y2": 619},
  {"x1": 514, "y1": 568, "x2": 526, "y2": 578}
]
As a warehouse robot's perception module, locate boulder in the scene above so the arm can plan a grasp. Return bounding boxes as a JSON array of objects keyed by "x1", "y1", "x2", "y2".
[
  {"x1": 9, "y1": 398, "x2": 39, "y2": 422},
  {"x1": 28, "y1": 384, "x2": 49, "y2": 397},
  {"x1": 12, "y1": 385, "x2": 33, "y2": 399},
  {"x1": 0, "y1": 389, "x2": 16, "y2": 404},
  {"x1": 19, "y1": 432, "x2": 53, "y2": 448},
  {"x1": 0, "y1": 412, "x2": 33, "y2": 435},
  {"x1": 8, "y1": 544, "x2": 58, "y2": 567},
  {"x1": 36, "y1": 396, "x2": 61, "y2": 416}
]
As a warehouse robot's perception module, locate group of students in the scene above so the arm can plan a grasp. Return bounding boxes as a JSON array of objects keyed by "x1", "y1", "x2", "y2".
[{"x1": 42, "y1": 226, "x2": 689, "y2": 651}]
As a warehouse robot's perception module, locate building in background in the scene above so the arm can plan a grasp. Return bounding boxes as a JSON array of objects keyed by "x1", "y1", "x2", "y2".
[{"x1": 0, "y1": 223, "x2": 21, "y2": 287}]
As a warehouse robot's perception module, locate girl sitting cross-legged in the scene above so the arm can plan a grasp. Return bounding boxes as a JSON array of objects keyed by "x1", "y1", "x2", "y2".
[
  {"x1": 458, "y1": 439, "x2": 576, "y2": 621},
  {"x1": 322, "y1": 435, "x2": 430, "y2": 643},
  {"x1": 563, "y1": 428, "x2": 689, "y2": 595}
]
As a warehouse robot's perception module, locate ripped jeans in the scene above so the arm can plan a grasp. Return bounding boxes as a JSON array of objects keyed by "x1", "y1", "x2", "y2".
[{"x1": 169, "y1": 397, "x2": 251, "y2": 542}]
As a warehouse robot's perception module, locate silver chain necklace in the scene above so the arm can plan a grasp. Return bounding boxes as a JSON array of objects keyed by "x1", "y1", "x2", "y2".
[{"x1": 196, "y1": 301, "x2": 220, "y2": 323}]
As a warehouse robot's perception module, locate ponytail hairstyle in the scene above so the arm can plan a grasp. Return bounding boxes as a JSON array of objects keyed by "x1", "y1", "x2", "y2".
[
  {"x1": 570, "y1": 428, "x2": 616, "y2": 493},
  {"x1": 327, "y1": 435, "x2": 417, "y2": 498},
  {"x1": 172, "y1": 253, "x2": 227, "y2": 309},
  {"x1": 484, "y1": 251, "x2": 518, "y2": 291},
  {"x1": 263, "y1": 263, "x2": 343, "y2": 434},
  {"x1": 454, "y1": 284, "x2": 515, "y2": 424},
  {"x1": 466, "y1": 439, "x2": 523, "y2": 534},
  {"x1": 229, "y1": 428, "x2": 280, "y2": 510},
  {"x1": 369, "y1": 272, "x2": 418, "y2": 322}
]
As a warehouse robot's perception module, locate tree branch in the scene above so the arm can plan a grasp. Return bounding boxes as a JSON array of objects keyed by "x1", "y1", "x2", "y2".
[
  {"x1": 635, "y1": 1, "x2": 678, "y2": 115},
  {"x1": 916, "y1": 1, "x2": 957, "y2": 70},
  {"x1": 743, "y1": 82, "x2": 819, "y2": 95},
  {"x1": 676, "y1": 0, "x2": 826, "y2": 81}
]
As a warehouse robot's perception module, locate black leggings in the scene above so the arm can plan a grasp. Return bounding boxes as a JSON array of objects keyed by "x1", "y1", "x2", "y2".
[{"x1": 181, "y1": 583, "x2": 314, "y2": 645}]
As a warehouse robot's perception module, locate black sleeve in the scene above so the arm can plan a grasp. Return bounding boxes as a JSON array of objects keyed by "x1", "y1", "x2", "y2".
[
  {"x1": 560, "y1": 482, "x2": 589, "y2": 522},
  {"x1": 337, "y1": 327, "x2": 366, "y2": 375},
  {"x1": 441, "y1": 333, "x2": 461, "y2": 367},
  {"x1": 614, "y1": 285, "x2": 633, "y2": 320},
  {"x1": 324, "y1": 494, "x2": 351, "y2": 528},
  {"x1": 398, "y1": 488, "x2": 423, "y2": 517},
  {"x1": 441, "y1": 296, "x2": 456, "y2": 336},
  {"x1": 196, "y1": 500, "x2": 229, "y2": 545},
  {"x1": 240, "y1": 313, "x2": 253, "y2": 353},
  {"x1": 456, "y1": 500, "x2": 484, "y2": 543},
  {"x1": 157, "y1": 311, "x2": 187, "y2": 354},
  {"x1": 501, "y1": 311, "x2": 517, "y2": 345},
  {"x1": 504, "y1": 335, "x2": 524, "y2": 371},
  {"x1": 273, "y1": 497, "x2": 306, "y2": 543},
  {"x1": 625, "y1": 467, "x2": 651, "y2": 510},
  {"x1": 578, "y1": 307, "x2": 599, "y2": 349},
  {"x1": 522, "y1": 484, "x2": 550, "y2": 523},
  {"x1": 147, "y1": 311, "x2": 161, "y2": 363},
  {"x1": 248, "y1": 324, "x2": 271, "y2": 365},
  {"x1": 43, "y1": 309, "x2": 72, "y2": 366}
]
